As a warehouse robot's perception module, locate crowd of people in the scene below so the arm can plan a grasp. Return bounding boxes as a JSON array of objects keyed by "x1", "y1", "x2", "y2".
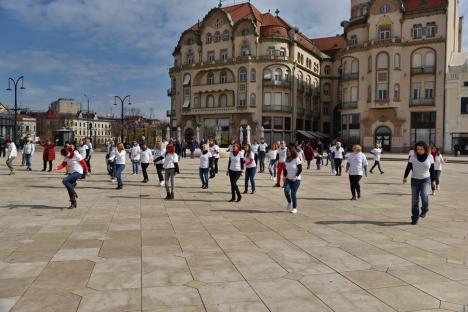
[{"x1": 1, "y1": 134, "x2": 449, "y2": 225}]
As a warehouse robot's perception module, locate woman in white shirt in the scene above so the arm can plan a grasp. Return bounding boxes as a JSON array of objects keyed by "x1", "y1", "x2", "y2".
[
  {"x1": 345, "y1": 145, "x2": 368, "y2": 200},
  {"x1": 258, "y1": 138, "x2": 268, "y2": 173},
  {"x1": 243, "y1": 144, "x2": 257, "y2": 194},
  {"x1": 208, "y1": 139, "x2": 220, "y2": 178},
  {"x1": 5, "y1": 139, "x2": 18, "y2": 175},
  {"x1": 431, "y1": 146, "x2": 445, "y2": 194},
  {"x1": 333, "y1": 142, "x2": 345, "y2": 176},
  {"x1": 251, "y1": 140, "x2": 259, "y2": 164},
  {"x1": 403, "y1": 141, "x2": 436, "y2": 225},
  {"x1": 283, "y1": 145, "x2": 303, "y2": 214},
  {"x1": 163, "y1": 144, "x2": 179, "y2": 200},
  {"x1": 109, "y1": 143, "x2": 126, "y2": 190},
  {"x1": 153, "y1": 142, "x2": 165, "y2": 186},
  {"x1": 130, "y1": 142, "x2": 141, "y2": 175},
  {"x1": 275, "y1": 141, "x2": 287, "y2": 187},
  {"x1": 369, "y1": 143, "x2": 384, "y2": 174},
  {"x1": 227, "y1": 142, "x2": 244, "y2": 202},
  {"x1": 267, "y1": 143, "x2": 278, "y2": 180},
  {"x1": 199, "y1": 144, "x2": 211, "y2": 189},
  {"x1": 140, "y1": 144, "x2": 153, "y2": 183}
]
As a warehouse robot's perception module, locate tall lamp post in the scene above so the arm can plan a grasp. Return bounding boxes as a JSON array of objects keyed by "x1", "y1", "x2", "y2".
[
  {"x1": 84, "y1": 94, "x2": 92, "y2": 137},
  {"x1": 6, "y1": 76, "x2": 26, "y2": 144},
  {"x1": 114, "y1": 95, "x2": 131, "y2": 144}
]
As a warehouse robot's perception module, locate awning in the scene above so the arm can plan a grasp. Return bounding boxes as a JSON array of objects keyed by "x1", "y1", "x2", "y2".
[
  {"x1": 183, "y1": 75, "x2": 191, "y2": 86},
  {"x1": 314, "y1": 131, "x2": 330, "y2": 139},
  {"x1": 183, "y1": 97, "x2": 190, "y2": 108},
  {"x1": 296, "y1": 130, "x2": 316, "y2": 139}
]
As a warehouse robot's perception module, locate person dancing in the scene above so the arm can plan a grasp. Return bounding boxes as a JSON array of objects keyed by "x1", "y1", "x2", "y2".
[
  {"x1": 109, "y1": 143, "x2": 126, "y2": 190},
  {"x1": 430, "y1": 146, "x2": 445, "y2": 195},
  {"x1": 40, "y1": 139, "x2": 58, "y2": 172},
  {"x1": 163, "y1": 144, "x2": 179, "y2": 200},
  {"x1": 153, "y1": 142, "x2": 165, "y2": 186},
  {"x1": 55, "y1": 147, "x2": 89, "y2": 209},
  {"x1": 199, "y1": 144, "x2": 211, "y2": 189},
  {"x1": 283, "y1": 144, "x2": 302, "y2": 214},
  {"x1": 258, "y1": 138, "x2": 268, "y2": 173},
  {"x1": 333, "y1": 141, "x2": 345, "y2": 176},
  {"x1": 227, "y1": 142, "x2": 244, "y2": 202},
  {"x1": 369, "y1": 143, "x2": 384, "y2": 174},
  {"x1": 243, "y1": 144, "x2": 256, "y2": 194},
  {"x1": 130, "y1": 141, "x2": 141, "y2": 175},
  {"x1": 275, "y1": 141, "x2": 287, "y2": 187},
  {"x1": 140, "y1": 144, "x2": 153, "y2": 183},
  {"x1": 346, "y1": 145, "x2": 368, "y2": 200},
  {"x1": 267, "y1": 143, "x2": 278, "y2": 180},
  {"x1": 5, "y1": 139, "x2": 17, "y2": 175}
]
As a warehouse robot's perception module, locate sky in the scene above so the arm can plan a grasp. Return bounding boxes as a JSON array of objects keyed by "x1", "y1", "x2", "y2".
[{"x1": 0, "y1": 0, "x2": 467, "y2": 119}]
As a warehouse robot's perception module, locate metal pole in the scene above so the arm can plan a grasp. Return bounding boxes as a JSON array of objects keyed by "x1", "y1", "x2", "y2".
[
  {"x1": 14, "y1": 82, "x2": 17, "y2": 145},
  {"x1": 87, "y1": 98, "x2": 90, "y2": 137},
  {"x1": 121, "y1": 100, "x2": 124, "y2": 144}
]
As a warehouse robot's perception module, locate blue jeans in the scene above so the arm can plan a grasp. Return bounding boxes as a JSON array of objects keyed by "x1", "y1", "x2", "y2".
[
  {"x1": 258, "y1": 151, "x2": 266, "y2": 172},
  {"x1": 268, "y1": 159, "x2": 277, "y2": 177},
  {"x1": 284, "y1": 179, "x2": 301, "y2": 208},
  {"x1": 199, "y1": 168, "x2": 209, "y2": 187},
  {"x1": 115, "y1": 164, "x2": 125, "y2": 187},
  {"x1": 25, "y1": 154, "x2": 32, "y2": 168},
  {"x1": 244, "y1": 167, "x2": 256, "y2": 192},
  {"x1": 132, "y1": 161, "x2": 139, "y2": 174},
  {"x1": 63, "y1": 172, "x2": 82, "y2": 200},
  {"x1": 434, "y1": 170, "x2": 441, "y2": 185},
  {"x1": 411, "y1": 177, "x2": 431, "y2": 221}
]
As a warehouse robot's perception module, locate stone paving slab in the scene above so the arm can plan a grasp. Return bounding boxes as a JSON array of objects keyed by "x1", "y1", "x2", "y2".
[{"x1": 1, "y1": 152, "x2": 468, "y2": 311}]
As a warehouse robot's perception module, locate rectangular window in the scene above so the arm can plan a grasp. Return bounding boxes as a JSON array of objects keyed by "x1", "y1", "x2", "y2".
[
  {"x1": 274, "y1": 117, "x2": 283, "y2": 130},
  {"x1": 220, "y1": 49, "x2": 228, "y2": 61},
  {"x1": 284, "y1": 93, "x2": 289, "y2": 107},
  {"x1": 186, "y1": 55, "x2": 194, "y2": 65},
  {"x1": 464, "y1": 81, "x2": 468, "y2": 87},
  {"x1": 424, "y1": 82, "x2": 434, "y2": 98},
  {"x1": 241, "y1": 47, "x2": 250, "y2": 57},
  {"x1": 461, "y1": 97, "x2": 468, "y2": 114},
  {"x1": 274, "y1": 93, "x2": 282, "y2": 107},
  {"x1": 411, "y1": 112, "x2": 436, "y2": 145},
  {"x1": 207, "y1": 51, "x2": 215, "y2": 62},
  {"x1": 239, "y1": 93, "x2": 246, "y2": 107},
  {"x1": 379, "y1": 27, "x2": 390, "y2": 40},
  {"x1": 264, "y1": 93, "x2": 271, "y2": 106},
  {"x1": 351, "y1": 87, "x2": 358, "y2": 102},
  {"x1": 262, "y1": 116, "x2": 272, "y2": 129},
  {"x1": 268, "y1": 47, "x2": 275, "y2": 56},
  {"x1": 377, "y1": 84, "x2": 388, "y2": 100},
  {"x1": 412, "y1": 83, "x2": 421, "y2": 99},
  {"x1": 426, "y1": 23, "x2": 437, "y2": 38},
  {"x1": 412, "y1": 25, "x2": 422, "y2": 39},
  {"x1": 279, "y1": 48, "x2": 286, "y2": 57}
]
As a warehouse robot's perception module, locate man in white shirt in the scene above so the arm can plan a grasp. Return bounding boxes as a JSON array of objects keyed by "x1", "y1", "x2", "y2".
[
  {"x1": 333, "y1": 142, "x2": 345, "y2": 176},
  {"x1": 369, "y1": 144, "x2": 384, "y2": 174},
  {"x1": 5, "y1": 139, "x2": 17, "y2": 175},
  {"x1": 23, "y1": 138, "x2": 35, "y2": 171},
  {"x1": 258, "y1": 138, "x2": 268, "y2": 173}
]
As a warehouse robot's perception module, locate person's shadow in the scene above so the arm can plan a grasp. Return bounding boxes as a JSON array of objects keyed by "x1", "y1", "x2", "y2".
[{"x1": 315, "y1": 220, "x2": 410, "y2": 226}]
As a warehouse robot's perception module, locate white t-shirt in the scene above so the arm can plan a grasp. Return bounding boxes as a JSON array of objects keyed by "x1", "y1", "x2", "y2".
[
  {"x1": 371, "y1": 148, "x2": 382, "y2": 161},
  {"x1": 433, "y1": 154, "x2": 445, "y2": 171},
  {"x1": 229, "y1": 151, "x2": 243, "y2": 171},
  {"x1": 259, "y1": 143, "x2": 268, "y2": 152},
  {"x1": 140, "y1": 149, "x2": 153, "y2": 163},
  {"x1": 277, "y1": 148, "x2": 287, "y2": 163},
  {"x1": 112, "y1": 150, "x2": 126, "y2": 165},
  {"x1": 285, "y1": 157, "x2": 302, "y2": 180},
  {"x1": 209, "y1": 145, "x2": 220, "y2": 159},
  {"x1": 130, "y1": 146, "x2": 141, "y2": 161},
  {"x1": 65, "y1": 151, "x2": 84, "y2": 175},
  {"x1": 7, "y1": 143, "x2": 17, "y2": 158},
  {"x1": 267, "y1": 150, "x2": 277, "y2": 160},
  {"x1": 199, "y1": 152, "x2": 212, "y2": 169},
  {"x1": 409, "y1": 154, "x2": 434, "y2": 179},
  {"x1": 163, "y1": 153, "x2": 179, "y2": 169},
  {"x1": 153, "y1": 148, "x2": 164, "y2": 165},
  {"x1": 334, "y1": 147, "x2": 345, "y2": 159},
  {"x1": 78, "y1": 144, "x2": 89, "y2": 159},
  {"x1": 347, "y1": 152, "x2": 368, "y2": 176},
  {"x1": 251, "y1": 144, "x2": 259, "y2": 154},
  {"x1": 297, "y1": 149, "x2": 305, "y2": 162},
  {"x1": 244, "y1": 151, "x2": 256, "y2": 168}
]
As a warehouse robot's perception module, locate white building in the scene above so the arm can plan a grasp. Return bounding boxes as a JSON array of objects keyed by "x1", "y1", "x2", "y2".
[
  {"x1": 64, "y1": 112, "x2": 112, "y2": 145},
  {"x1": 17, "y1": 115, "x2": 37, "y2": 142}
]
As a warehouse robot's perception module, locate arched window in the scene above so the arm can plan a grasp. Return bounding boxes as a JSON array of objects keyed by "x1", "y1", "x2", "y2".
[
  {"x1": 206, "y1": 95, "x2": 214, "y2": 108},
  {"x1": 380, "y1": 4, "x2": 390, "y2": 13},
  {"x1": 351, "y1": 60, "x2": 359, "y2": 73},
  {"x1": 223, "y1": 30, "x2": 230, "y2": 41},
  {"x1": 250, "y1": 68, "x2": 256, "y2": 82},
  {"x1": 285, "y1": 69, "x2": 290, "y2": 81},
  {"x1": 239, "y1": 68, "x2": 247, "y2": 82},
  {"x1": 214, "y1": 31, "x2": 221, "y2": 42},
  {"x1": 324, "y1": 65, "x2": 330, "y2": 75},
  {"x1": 274, "y1": 68, "x2": 283, "y2": 81},
  {"x1": 250, "y1": 93, "x2": 256, "y2": 107},
  {"x1": 377, "y1": 53, "x2": 389, "y2": 69},
  {"x1": 206, "y1": 33, "x2": 212, "y2": 44},
  {"x1": 343, "y1": 61, "x2": 348, "y2": 74},
  {"x1": 207, "y1": 72, "x2": 214, "y2": 85},
  {"x1": 183, "y1": 73, "x2": 191, "y2": 86},
  {"x1": 394, "y1": 84, "x2": 400, "y2": 101},
  {"x1": 219, "y1": 94, "x2": 227, "y2": 107},
  {"x1": 220, "y1": 71, "x2": 228, "y2": 84},
  {"x1": 263, "y1": 69, "x2": 272, "y2": 81},
  {"x1": 425, "y1": 51, "x2": 435, "y2": 67},
  {"x1": 412, "y1": 53, "x2": 422, "y2": 68},
  {"x1": 392, "y1": 53, "x2": 400, "y2": 69},
  {"x1": 323, "y1": 83, "x2": 331, "y2": 96},
  {"x1": 368, "y1": 56, "x2": 372, "y2": 72}
]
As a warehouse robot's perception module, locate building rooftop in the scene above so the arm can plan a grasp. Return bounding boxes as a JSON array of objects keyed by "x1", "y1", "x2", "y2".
[{"x1": 403, "y1": 0, "x2": 447, "y2": 12}]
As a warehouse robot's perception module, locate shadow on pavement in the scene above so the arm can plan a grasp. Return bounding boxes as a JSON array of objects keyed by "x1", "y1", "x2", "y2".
[
  {"x1": 316, "y1": 220, "x2": 410, "y2": 226},
  {"x1": 212, "y1": 209, "x2": 288, "y2": 213},
  {"x1": 1, "y1": 204, "x2": 65, "y2": 210}
]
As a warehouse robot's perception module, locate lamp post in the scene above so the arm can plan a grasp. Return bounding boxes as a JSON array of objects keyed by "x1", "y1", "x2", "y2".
[
  {"x1": 114, "y1": 95, "x2": 131, "y2": 144},
  {"x1": 84, "y1": 94, "x2": 92, "y2": 137},
  {"x1": 6, "y1": 76, "x2": 26, "y2": 144}
]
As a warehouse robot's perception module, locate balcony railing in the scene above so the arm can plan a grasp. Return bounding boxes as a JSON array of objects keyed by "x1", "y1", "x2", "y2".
[
  {"x1": 262, "y1": 105, "x2": 292, "y2": 113},
  {"x1": 410, "y1": 98, "x2": 435, "y2": 106},
  {"x1": 167, "y1": 88, "x2": 176, "y2": 96},
  {"x1": 342, "y1": 73, "x2": 359, "y2": 81},
  {"x1": 263, "y1": 79, "x2": 291, "y2": 88},
  {"x1": 411, "y1": 67, "x2": 436, "y2": 75},
  {"x1": 342, "y1": 101, "x2": 358, "y2": 109}
]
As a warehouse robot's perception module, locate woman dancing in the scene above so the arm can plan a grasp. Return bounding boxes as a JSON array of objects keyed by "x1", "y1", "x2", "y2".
[
  {"x1": 40, "y1": 139, "x2": 58, "y2": 172},
  {"x1": 346, "y1": 145, "x2": 368, "y2": 200},
  {"x1": 227, "y1": 142, "x2": 244, "y2": 202}
]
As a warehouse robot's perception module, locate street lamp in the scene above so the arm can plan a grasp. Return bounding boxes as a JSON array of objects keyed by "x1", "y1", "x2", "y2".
[
  {"x1": 84, "y1": 94, "x2": 93, "y2": 137},
  {"x1": 6, "y1": 76, "x2": 26, "y2": 145},
  {"x1": 114, "y1": 95, "x2": 131, "y2": 144}
]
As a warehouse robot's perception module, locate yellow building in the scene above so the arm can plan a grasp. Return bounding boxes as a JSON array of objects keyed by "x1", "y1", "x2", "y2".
[{"x1": 169, "y1": 2, "x2": 323, "y2": 146}]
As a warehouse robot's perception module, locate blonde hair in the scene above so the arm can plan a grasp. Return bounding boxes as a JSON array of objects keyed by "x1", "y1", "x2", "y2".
[
  {"x1": 353, "y1": 144, "x2": 362, "y2": 153},
  {"x1": 117, "y1": 143, "x2": 124, "y2": 151}
]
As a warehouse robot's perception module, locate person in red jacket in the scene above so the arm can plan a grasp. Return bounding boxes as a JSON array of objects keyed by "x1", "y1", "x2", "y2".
[
  {"x1": 304, "y1": 142, "x2": 314, "y2": 170},
  {"x1": 55, "y1": 147, "x2": 89, "y2": 209},
  {"x1": 40, "y1": 139, "x2": 59, "y2": 172}
]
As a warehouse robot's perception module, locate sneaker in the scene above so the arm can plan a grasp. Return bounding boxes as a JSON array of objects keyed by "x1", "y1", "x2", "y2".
[
  {"x1": 411, "y1": 219, "x2": 418, "y2": 225},
  {"x1": 160, "y1": 181, "x2": 165, "y2": 186},
  {"x1": 436, "y1": 185, "x2": 440, "y2": 191},
  {"x1": 286, "y1": 203, "x2": 292, "y2": 211},
  {"x1": 420, "y1": 212, "x2": 427, "y2": 218},
  {"x1": 290, "y1": 208, "x2": 297, "y2": 214}
]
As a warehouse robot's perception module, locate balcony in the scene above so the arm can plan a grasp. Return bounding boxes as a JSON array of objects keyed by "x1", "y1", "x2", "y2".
[
  {"x1": 410, "y1": 98, "x2": 435, "y2": 107},
  {"x1": 166, "y1": 110, "x2": 175, "y2": 117},
  {"x1": 342, "y1": 73, "x2": 359, "y2": 81},
  {"x1": 411, "y1": 67, "x2": 436, "y2": 75},
  {"x1": 167, "y1": 88, "x2": 176, "y2": 96},
  {"x1": 262, "y1": 105, "x2": 292, "y2": 113},
  {"x1": 181, "y1": 106, "x2": 255, "y2": 115},
  {"x1": 341, "y1": 101, "x2": 358, "y2": 109},
  {"x1": 263, "y1": 79, "x2": 291, "y2": 88}
]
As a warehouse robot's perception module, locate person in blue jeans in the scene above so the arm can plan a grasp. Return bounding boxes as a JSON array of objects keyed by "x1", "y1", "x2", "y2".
[
  {"x1": 199, "y1": 145, "x2": 211, "y2": 189},
  {"x1": 403, "y1": 141, "x2": 436, "y2": 225},
  {"x1": 283, "y1": 144, "x2": 302, "y2": 214},
  {"x1": 243, "y1": 144, "x2": 257, "y2": 194},
  {"x1": 109, "y1": 143, "x2": 126, "y2": 190}
]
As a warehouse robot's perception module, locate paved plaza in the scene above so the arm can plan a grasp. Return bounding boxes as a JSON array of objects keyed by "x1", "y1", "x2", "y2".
[{"x1": 1, "y1": 152, "x2": 468, "y2": 312}]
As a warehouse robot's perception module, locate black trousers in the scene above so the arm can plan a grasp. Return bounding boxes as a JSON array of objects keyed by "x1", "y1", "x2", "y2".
[
  {"x1": 349, "y1": 175, "x2": 362, "y2": 198},
  {"x1": 141, "y1": 163, "x2": 149, "y2": 181},
  {"x1": 43, "y1": 160, "x2": 53, "y2": 171},
  {"x1": 155, "y1": 164, "x2": 164, "y2": 182},
  {"x1": 209, "y1": 157, "x2": 216, "y2": 178},
  {"x1": 86, "y1": 156, "x2": 92, "y2": 173},
  {"x1": 229, "y1": 170, "x2": 242, "y2": 200},
  {"x1": 334, "y1": 158, "x2": 343, "y2": 175},
  {"x1": 370, "y1": 161, "x2": 383, "y2": 173}
]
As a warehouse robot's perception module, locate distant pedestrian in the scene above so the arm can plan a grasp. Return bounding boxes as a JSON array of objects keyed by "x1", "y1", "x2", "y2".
[
  {"x1": 23, "y1": 138, "x2": 35, "y2": 171},
  {"x1": 283, "y1": 144, "x2": 303, "y2": 214},
  {"x1": 315, "y1": 149, "x2": 323, "y2": 170},
  {"x1": 199, "y1": 144, "x2": 211, "y2": 189},
  {"x1": 369, "y1": 143, "x2": 384, "y2": 174},
  {"x1": 140, "y1": 144, "x2": 153, "y2": 183},
  {"x1": 153, "y1": 142, "x2": 165, "y2": 186},
  {"x1": 85, "y1": 138, "x2": 93, "y2": 173},
  {"x1": 258, "y1": 138, "x2": 268, "y2": 173},
  {"x1": 0, "y1": 137, "x2": 6, "y2": 158},
  {"x1": 40, "y1": 139, "x2": 58, "y2": 172},
  {"x1": 403, "y1": 141, "x2": 436, "y2": 225},
  {"x1": 304, "y1": 143, "x2": 314, "y2": 169},
  {"x1": 431, "y1": 146, "x2": 445, "y2": 195},
  {"x1": 163, "y1": 144, "x2": 179, "y2": 200},
  {"x1": 275, "y1": 141, "x2": 287, "y2": 187},
  {"x1": 333, "y1": 141, "x2": 345, "y2": 176},
  {"x1": 346, "y1": 145, "x2": 368, "y2": 200},
  {"x1": 243, "y1": 144, "x2": 256, "y2": 194},
  {"x1": 130, "y1": 141, "x2": 141, "y2": 175},
  {"x1": 109, "y1": 143, "x2": 126, "y2": 190},
  {"x1": 267, "y1": 143, "x2": 278, "y2": 180},
  {"x1": 227, "y1": 142, "x2": 243, "y2": 202},
  {"x1": 5, "y1": 139, "x2": 17, "y2": 175}
]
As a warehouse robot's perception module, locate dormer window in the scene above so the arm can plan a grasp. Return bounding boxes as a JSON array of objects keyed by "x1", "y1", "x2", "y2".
[
  {"x1": 380, "y1": 4, "x2": 390, "y2": 14},
  {"x1": 241, "y1": 29, "x2": 249, "y2": 36},
  {"x1": 350, "y1": 35, "x2": 358, "y2": 45},
  {"x1": 214, "y1": 31, "x2": 221, "y2": 42},
  {"x1": 241, "y1": 47, "x2": 250, "y2": 57},
  {"x1": 206, "y1": 33, "x2": 212, "y2": 44},
  {"x1": 426, "y1": 22, "x2": 437, "y2": 38},
  {"x1": 379, "y1": 27, "x2": 391, "y2": 40},
  {"x1": 187, "y1": 38, "x2": 194, "y2": 45},
  {"x1": 223, "y1": 30, "x2": 230, "y2": 41}
]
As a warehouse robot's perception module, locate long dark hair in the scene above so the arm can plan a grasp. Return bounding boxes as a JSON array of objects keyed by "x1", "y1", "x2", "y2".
[
  {"x1": 286, "y1": 144, "x2": 298, "y2": 161},
  {"x1": 414, "y1": 141, "x2": 430, "y2": 155}
]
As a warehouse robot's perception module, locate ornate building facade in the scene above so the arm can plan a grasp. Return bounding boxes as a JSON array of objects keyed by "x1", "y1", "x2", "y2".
[{"x1": 168, "y1": 2, "x2": 323, "y2": 146}]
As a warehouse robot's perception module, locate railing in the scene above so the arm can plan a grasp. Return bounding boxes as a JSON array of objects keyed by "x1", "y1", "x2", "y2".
[
  {"x1": 342, "y1": 101, "x2": 358, "y2": 109},
  {"x1": 167, "y1": 88, "x2": 175, "y2": 96},
  {"x1": 342, "y1": 73, "x2": 359, "y2": 81},
  {"x1": 263, "y1": 79, "x2": 291, "y2": 87},
  {"x1": 410, "y1": 98, "x2": 435, "y2": 106},
  {"x1": 181, "y1": 106, "x2": 253, "y2": 114},
  {"x1": 411, "y1": 67, "x2": 436, "y2": 75},
  {"x1": 262, "y1": 105, "x2": 291, "y2": 113}
]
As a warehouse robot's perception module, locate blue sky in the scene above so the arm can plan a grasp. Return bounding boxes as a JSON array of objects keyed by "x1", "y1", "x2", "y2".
[{"x1": 0, "y1": 0, "x2": 466, "y2": 119}]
